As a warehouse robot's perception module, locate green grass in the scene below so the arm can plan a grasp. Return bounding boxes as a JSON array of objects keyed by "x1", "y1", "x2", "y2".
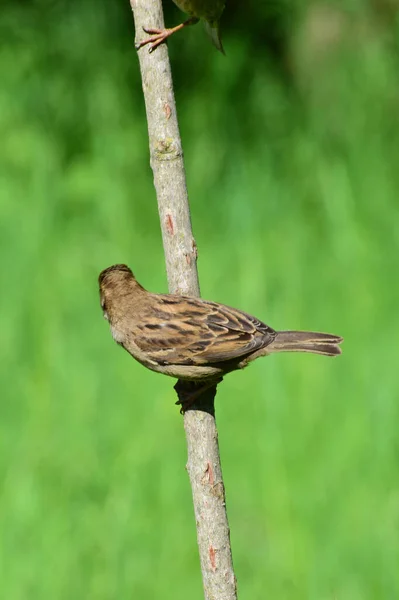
[{"x1": 1, "y1": 1, "x2": 399, "y2": 598}]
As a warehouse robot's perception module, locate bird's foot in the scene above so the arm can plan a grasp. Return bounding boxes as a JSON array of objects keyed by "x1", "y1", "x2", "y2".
[
  {"x1": 174, "y1": 378, "x2": 223, "y2": 414},
  {"x1": 136, "y1": 18, "x2": 199, "y2": 53},
  {"x1": 135, "y1": 26, "x2": 176, "y2": 52}
]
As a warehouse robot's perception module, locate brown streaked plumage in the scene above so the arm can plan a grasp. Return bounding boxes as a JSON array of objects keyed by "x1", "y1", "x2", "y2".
[{"x1": 99, "y1": 264, "x2": 343, "y2": 388}]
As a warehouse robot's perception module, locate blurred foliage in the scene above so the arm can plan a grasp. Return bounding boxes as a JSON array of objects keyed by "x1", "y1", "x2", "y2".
[{"x1": 1, "y1": 0, "x2": 399, "y2": 598}]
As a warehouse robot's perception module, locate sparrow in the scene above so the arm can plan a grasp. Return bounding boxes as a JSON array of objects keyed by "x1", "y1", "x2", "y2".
[
  {"x1": 136, "y1": 0, "x2": 225, "y2": 54},
  {"x1": 99, "y1": 264, "x2": 343, "y2": 391}
]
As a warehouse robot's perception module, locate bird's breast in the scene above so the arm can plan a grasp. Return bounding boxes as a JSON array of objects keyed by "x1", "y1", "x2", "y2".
[{"x1": 110, "y1": 323, "x2": 125, "y2": 344}]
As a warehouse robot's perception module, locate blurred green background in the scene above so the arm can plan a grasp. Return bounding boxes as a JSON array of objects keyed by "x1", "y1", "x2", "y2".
[{"x1": 1, "y1": 0, "x2": 399, "y2": 598}]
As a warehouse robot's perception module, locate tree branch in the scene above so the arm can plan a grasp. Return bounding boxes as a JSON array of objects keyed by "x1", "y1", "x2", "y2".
[{"x1": 128, "y1": 1, "x2": 238, "y2": 598}]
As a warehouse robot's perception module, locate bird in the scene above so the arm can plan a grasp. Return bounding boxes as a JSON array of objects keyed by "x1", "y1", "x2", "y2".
[
  {"x1": 136, "y1": 0, "x2": 225, "y2": 54},
  {"x1": 99, "y1": 264, "x2": 343, "y2": 400}
]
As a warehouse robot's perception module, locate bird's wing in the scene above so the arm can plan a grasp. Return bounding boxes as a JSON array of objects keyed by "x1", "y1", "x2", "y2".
[{"x1": 131, "y1": 295, "x2": 276, "y2": 366}]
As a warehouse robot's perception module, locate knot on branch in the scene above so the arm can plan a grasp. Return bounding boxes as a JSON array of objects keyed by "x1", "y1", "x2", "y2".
[{"x1": 153, "y1": 138, "x2": 182, "y2": 161}]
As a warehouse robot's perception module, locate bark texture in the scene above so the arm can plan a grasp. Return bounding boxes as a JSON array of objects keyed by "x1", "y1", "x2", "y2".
[
  {"x1": 129, "y1": 1, "x2": 237, "y2": 598},
  {"x1": 131, "y1": 0, "x2": 199, "y2": 296}
]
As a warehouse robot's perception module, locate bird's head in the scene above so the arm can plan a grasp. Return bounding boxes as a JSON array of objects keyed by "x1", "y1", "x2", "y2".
[{"x1": 98, "y1": 264, "x2": 145, "y2": 320}]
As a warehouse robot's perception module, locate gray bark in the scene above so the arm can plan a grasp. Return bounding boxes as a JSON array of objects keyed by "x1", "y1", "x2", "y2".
[{"x1": 128, "y1": 1, "x2": 238, "y2": 598}]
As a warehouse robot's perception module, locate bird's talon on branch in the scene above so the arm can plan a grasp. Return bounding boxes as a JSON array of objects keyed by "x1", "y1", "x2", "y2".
[
  {"x1": 143, "y1": 27, "x2": 163, "y2": 35},
  {"x1": 136, "y1": 27, "x2": 173, "y2": 52}
]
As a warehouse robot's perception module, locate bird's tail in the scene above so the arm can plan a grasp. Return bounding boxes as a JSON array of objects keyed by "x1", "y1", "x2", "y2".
[
  {"x1": 203, "y1": 20, "x2": 225, "y2": 54},
  {"x1": 268, "y1": 331, "x2": 343, "y2": 357}
]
